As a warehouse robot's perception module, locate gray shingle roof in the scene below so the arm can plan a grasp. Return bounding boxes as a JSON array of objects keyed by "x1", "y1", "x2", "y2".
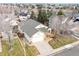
[
  {"x1": 20, "y1": 19, "x2": 40, "y2": 37},
  {"x1": 38, "y1": 27, "x2": 48, "y2": 32}
]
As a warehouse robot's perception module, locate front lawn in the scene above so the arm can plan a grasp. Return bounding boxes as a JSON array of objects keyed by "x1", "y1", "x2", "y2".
[
  {"x1": 48, "y1": 35, "x2": 78, "y2": 49},
  {"x1": 0, "y1": 40, "x2": 9, "y2": 56},
  {"x1": 0, "y1": 39, "x2": 24, "y2": 56},
  {"x1": 25, "y1": 44, "x2": 39, "y2": 56},
  {"x1": 0, "y1": 38, "x2": 39, "y2": 56}
]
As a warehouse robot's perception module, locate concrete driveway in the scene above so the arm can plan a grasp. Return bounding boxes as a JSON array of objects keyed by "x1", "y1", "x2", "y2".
[{"x1": 33, "y1": 40, "x2": 53, "y2": 56}]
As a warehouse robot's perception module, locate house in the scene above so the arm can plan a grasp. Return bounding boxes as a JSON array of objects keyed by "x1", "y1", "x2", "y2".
[
  {"x1": 68, "y1": 15, "x2": 79, "y2": 36},
  {"x1": 19, "y1": 19, "x2": 48, "y2": 43},
  {"x1": 73, "y1": 16, "x2": 79, "y2": 22},
  {"x1": 49, "y1": 13, "x2": 79, "y2": 33},
  {"x1": 48, "y1": 15, "x2": 70, "y2": 34},
  {"x1": 70, "y1": 26, "x2": 79, "y2": 38},
  {"x1": 18, "y1": 11, "x2": 31, "y2": 21}
]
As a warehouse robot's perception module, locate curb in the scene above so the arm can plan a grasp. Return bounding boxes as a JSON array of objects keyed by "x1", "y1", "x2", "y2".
[{"x1": 51, "y1": 41, "x2": 79, "y2": 55}]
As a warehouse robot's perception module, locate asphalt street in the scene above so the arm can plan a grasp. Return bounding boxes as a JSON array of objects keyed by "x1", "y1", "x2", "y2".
[{"x1": 54, "y1": 44, "x2": 79, "y2": 56}]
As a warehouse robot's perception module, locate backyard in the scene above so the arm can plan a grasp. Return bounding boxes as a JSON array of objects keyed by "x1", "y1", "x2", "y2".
[
  {"x1": 48, "y1": 35, "x2": 78, "y2": 49},
  {"x1": 0, "y1": 38, "x2": 39, "y2": 56}
]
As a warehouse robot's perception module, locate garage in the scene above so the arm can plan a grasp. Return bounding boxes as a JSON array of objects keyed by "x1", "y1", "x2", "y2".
[
  {"x1": 20, "y1": 19, "x2": 48, "y2": 44},
  {"x1": 31, "y1": 31, "x2": 45, "y2": 43}
]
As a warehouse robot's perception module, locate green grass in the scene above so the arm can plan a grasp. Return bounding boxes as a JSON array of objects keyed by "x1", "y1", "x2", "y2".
[
  {"x1": 0, "y1": 39, "x2": 39, "y2": 56},
  {"x1": 48, "y1": 35, "x2": 77, "y2": 49},
  {"x1": 0, "y1": 40, "x2": 9, "y2": 56},
  {"x1": 25, "y1": 44, "x2": 39, "y2": 56},
  {"x1": 11, "y1": 39, "x2": 24, "y2": 56},
  {"x1": 0, "y1": 39, "x2": 24, "y2": 56}
]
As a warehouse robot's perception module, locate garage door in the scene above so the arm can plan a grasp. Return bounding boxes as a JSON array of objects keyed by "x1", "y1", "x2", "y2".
[{"x1": 32, "y1": 32, "x2": 45, "y2": 42}]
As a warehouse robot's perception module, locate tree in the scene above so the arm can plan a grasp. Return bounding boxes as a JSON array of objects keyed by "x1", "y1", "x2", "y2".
[
  {"x1": 31, "y1": 5, "x2": 35, "y2": 9},
  {"x1": 30, "y1": 11, "x2": 36, "y2": 20},
  {"x1": 37, "y1": 9, "x2": 48, "y2": 24},
  {"x1": 57, "y1": 10, "x2": 64, "y2": 15},
  {"x1": 36, "y1": 4, "x2": 43, "y2": 9},
  {"x1": 14, "y1": 10, "x2": 18, "y2": 15},
  {"x1": 47, "y1": 10, "x2": 52, "y2": 18}
]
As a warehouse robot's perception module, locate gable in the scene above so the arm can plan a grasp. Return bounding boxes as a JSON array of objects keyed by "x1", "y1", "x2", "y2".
[{"x1": 20, "y1": 19, "x2": 40, "y2": 37}]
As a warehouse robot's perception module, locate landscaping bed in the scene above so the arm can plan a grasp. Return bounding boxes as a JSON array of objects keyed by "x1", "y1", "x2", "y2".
[{"x1": 48, "y1": 35, "x2": 78, "y2": 49}]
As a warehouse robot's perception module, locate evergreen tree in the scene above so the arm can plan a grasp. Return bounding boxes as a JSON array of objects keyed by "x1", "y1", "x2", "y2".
[
  {"x1": 57, "y1": 10, "x2": 64, "y2": 15},
  {"x1": 47, "y1": 10, "x2": 52, "y2": 18},
  {"x1": 30, "y1": 11, "x2": 36, "y2": 20},
  {"x1": 37, "y1": 9, "x2": 48, "y2": 24}
]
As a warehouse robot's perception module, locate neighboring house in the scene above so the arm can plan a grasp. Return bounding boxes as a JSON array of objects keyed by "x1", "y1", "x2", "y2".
[
  {"x1": 70, "y1": 26, "x2": 79, "y2": 38},
  {"x1": 48, "y1": 15, "x2": 70, "y2": 34},
  {"x1": 19, "y1": 12, "x2": 27, "y2": 16},
  {"x1": 19, "y1": 19, "x2": 48, "y2": 43},
  {"x1": 68, "y1": 14, "x2": 79, "y2": 28},
  {"x1": 19, "y1": 12, "x2": 31, "y2": 21},
  {"x1": 49, "y1": 13, "x2": 79, "y2": 35},
  {"x1": 73, "y1": 16, "x2": 79, "y2": 22},
  {"x1": 69, "y1": 16, "x2": 79, "y2": 36},
  {"x1": 74, "y1": 27, "x2": 79, "y2": 36}
]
